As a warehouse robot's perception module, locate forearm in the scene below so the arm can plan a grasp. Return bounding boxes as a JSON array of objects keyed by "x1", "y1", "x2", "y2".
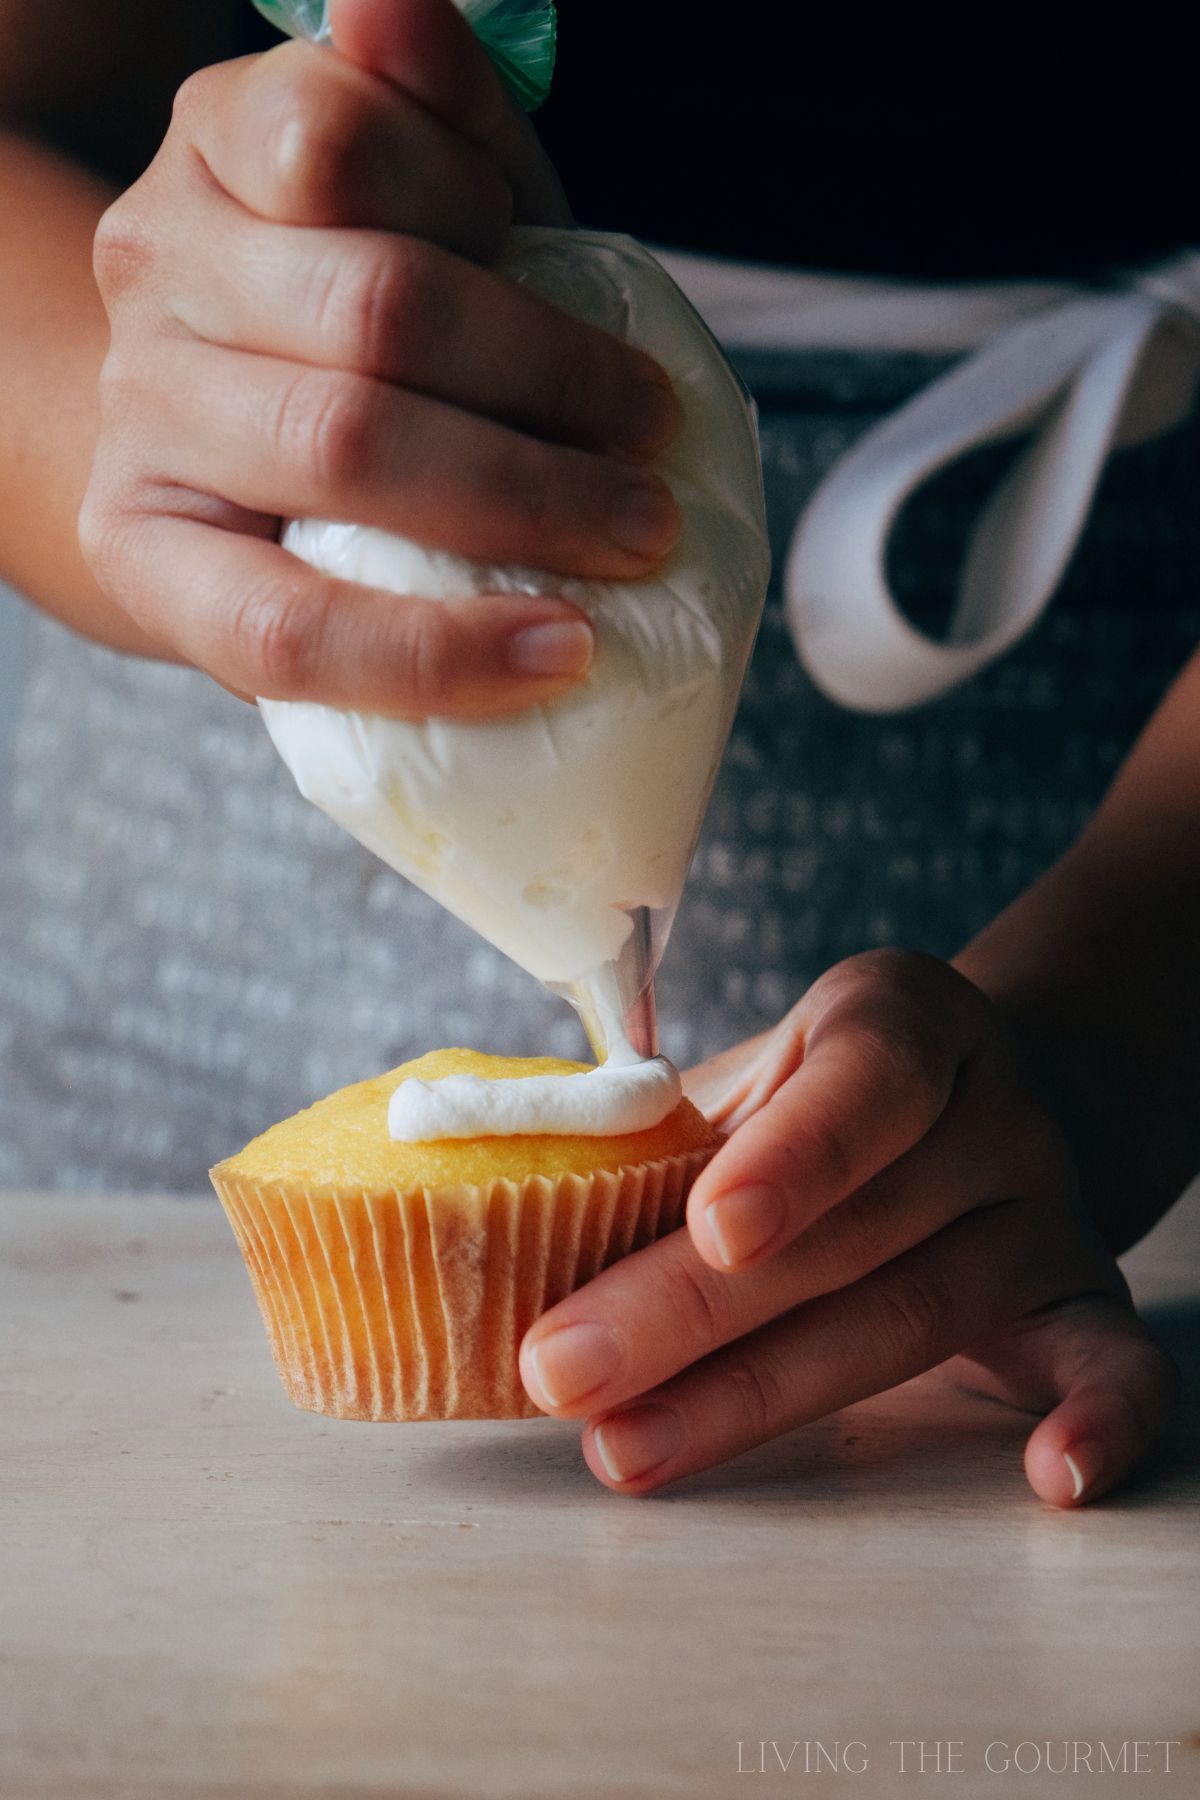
[
  {"x1": 957, "y1": 647, "x2": 1200, "y2": 1254},
  {"x1": 0, "y1": 130, "x2": 170, "y2": 655},
  {"x1": 0, "y1": 0, "x2": 242, "y2": 654}
]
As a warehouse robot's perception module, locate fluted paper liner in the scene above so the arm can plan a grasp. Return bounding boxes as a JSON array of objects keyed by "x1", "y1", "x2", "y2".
[{"x1": 211, "y1": 1146, "x2": 715, "y2": 1420}]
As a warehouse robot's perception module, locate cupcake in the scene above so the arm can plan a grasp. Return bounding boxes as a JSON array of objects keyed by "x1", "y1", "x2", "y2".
[{"x1": 210, "y1": 1049, "x2": 720, "y2": 1421}]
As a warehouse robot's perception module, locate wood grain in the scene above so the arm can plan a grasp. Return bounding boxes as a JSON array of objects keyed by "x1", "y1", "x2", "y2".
[{"x1": 1, "y1": 1187, "x2": 1197, "y2": 1799}]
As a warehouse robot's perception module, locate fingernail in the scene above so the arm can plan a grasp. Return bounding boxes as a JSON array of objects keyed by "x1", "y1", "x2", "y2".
[
  {"x1": 1063, "y1": 1439, "x2": 1102, "y2": 1503},
  {"x1": 704, "y1": 1184, "x2": 786, "y2": 1267},
  {"x1": 622, "y1": 375, "x2": 683, "y2": 454},
  {"x1": 610, "y1": 481, "x2": 680, "y2": 559},
  {"x1": 507, "y1": 618, "x2": 594, "y2": 678},
  {"x1": 526, "y1": 1322, "x2": 621, "y2": 1409},
  {"x1": 593, "y1": 1403, "x2": 682, "y2": 1484}
]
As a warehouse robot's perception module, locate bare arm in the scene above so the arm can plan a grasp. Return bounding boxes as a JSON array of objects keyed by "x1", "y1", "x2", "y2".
[
  {"x1": 958, "y1": 644, "x2": 1200, "y2": 1253},
  {"x1": 0, "y1": 0, "x2": 242, "y2": 652},
  {"x1": 0, "y1": 133, "x2": 161, "y2": 651}
]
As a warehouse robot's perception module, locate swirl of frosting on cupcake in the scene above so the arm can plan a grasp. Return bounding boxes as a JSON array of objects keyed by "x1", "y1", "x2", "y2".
[{"x1": 388, "y1": 1046, "x2": 682, "y2": 1142}]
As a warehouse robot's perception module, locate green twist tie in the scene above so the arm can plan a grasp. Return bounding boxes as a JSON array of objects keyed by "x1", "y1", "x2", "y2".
[
  {"x1": 459, "y1": 0, "x2": 556, "y2": 113},
  {"x1": 252, "y1": 0, "x2": 332, "y2": 42},
  {"x1": 251, "y1": 0, "x2": 556, "y2": 109}
]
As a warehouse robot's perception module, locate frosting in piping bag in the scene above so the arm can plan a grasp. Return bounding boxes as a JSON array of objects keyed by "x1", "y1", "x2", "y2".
[{"x1": 259, "y1": 228, "x2": 770, "y2": 1132}]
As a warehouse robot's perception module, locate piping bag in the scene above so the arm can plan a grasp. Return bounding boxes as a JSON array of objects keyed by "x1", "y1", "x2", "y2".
[{"x1": 251, "y1": 0, "x2": 771, "y2": 1066}]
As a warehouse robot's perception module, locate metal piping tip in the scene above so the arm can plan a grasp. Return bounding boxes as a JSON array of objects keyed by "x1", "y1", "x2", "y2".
[
  {"x1": 570, "y1": 976, "x2": 658, "y2": 1063},
  {"x1": 554, "y1": 907, "x2": 662, "y2": 1063}
]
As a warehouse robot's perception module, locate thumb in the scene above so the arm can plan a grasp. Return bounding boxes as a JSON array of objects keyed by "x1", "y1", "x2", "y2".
[
  {"x1": 330, "y1": 0, "x2": 571, "y2": 223},
  {"x1": 961, "y1": 1295, "x2": 1180, "y2": 1508}
]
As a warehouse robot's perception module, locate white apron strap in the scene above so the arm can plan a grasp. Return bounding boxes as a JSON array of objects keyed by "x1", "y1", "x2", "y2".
[{"x1": 782, "y1": 258, "x2": 1200, "y2": 713}]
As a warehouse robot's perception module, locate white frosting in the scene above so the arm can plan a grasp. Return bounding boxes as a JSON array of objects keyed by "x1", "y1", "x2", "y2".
[
  {"x1": 259, "y1": 227, "x2": 770, "y2": 992},
  {"x1": 388, "y1": 1041, "x2": 683, "y2": 1142}
]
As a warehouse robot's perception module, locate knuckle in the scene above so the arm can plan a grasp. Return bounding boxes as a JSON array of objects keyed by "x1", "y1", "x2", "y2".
[
  {"x1": 322, "y1": 239, "x2": 438, "y2": 375},
  {"x1": 505, "y1": 443, "x2": 560, "y2": 549},
  {"x1": 549, "y1": 332, "x2": 600, "y2": 435},
  {"x1": 77, "y1": 487, "x2": 134, "y2": 592},
  {"x1": 849, "y1": 947, "x2": 984, "y2": 1029},
  {"x1": 805, "y1": 947, "x2": 976, "y2": 1097},
  {"x1": 798, "y1": 1177, "x2": 884, "y2": 1285},
  {"x1": 263, "y1": 57, "x2": 365, "y2": 220},
  {"x1": 97, "y1": 333, "x2": 161, "y2": 411},
  {"x1": 228, "y1": 578, "x2": 319, "y2": 696},
  {"x1": 660, "y1": 1252, "x2": 727, "y2": 1347},
  {"x1": 389, "y1": 603, "x2": 457, "y2": 714},
  {"x1": 95, "y1": 347, "x2": 136, "y2": 415},
  {"x1": 869, "y1": 1269, "x2": 955, "y2": 1364},
  {"x1": 272, "y1": 368, "x2": 374, "y2": 494},
  {"x1": 827, "y1": 947, "x2": 928, "y2": 1007},
  {"x1": 720, "y1": 1355, "x2": 780, "y2": 1442},
  {"x1": 793, "y1": 1098, "x2": 857, "y2": 1198},
  {"x1": 92, "y1": 195, "x2": 156, "y2": 305},
  {"x1": 857, "y1": 946, "x2": 927, "y2": 983},
  {"x1": 852, "y1": 1020, "x2": 949, "y2": 1118},
  {"x1": 170, "y1": 64, "x2": 221, "y2": 129},
  {"x1": 382, "y1": 240, "x2": 450, "y2": 366}
]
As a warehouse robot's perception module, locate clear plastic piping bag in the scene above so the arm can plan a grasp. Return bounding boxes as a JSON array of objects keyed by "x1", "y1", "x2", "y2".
[{"x1": 249, "y1": 2, "x2": 770, "y2": 1063}]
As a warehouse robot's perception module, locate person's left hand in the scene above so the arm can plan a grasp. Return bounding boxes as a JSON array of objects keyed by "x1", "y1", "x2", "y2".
[{"x1": 519, "y1": 950, "x2": 1177, "y2": 1505}]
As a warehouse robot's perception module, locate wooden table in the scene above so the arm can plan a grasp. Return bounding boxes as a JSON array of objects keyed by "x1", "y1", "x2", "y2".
[{"x1": 2, "y1": 1188, "x2": 1197, "y2": 1800}]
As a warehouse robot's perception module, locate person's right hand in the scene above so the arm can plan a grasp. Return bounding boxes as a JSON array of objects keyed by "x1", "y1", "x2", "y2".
[{"x1": 79, "y1": 0, "x2": 682, "y2": 718}]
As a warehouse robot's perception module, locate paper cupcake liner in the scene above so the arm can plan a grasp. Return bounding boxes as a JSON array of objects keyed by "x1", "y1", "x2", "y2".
[{"x1": 211, "y1": 1145, "x2": 715, "y2": 1421}]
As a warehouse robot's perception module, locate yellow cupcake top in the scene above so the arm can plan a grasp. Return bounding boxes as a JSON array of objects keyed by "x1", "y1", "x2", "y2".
[{"x1": 215, "y1": 1048, "x2": 720, "y2": 1192}]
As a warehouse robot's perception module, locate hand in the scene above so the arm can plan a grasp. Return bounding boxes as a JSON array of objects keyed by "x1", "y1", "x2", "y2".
[
  {"x1": 520, "y1": 951, "x2": 1178, "y2": 1504},
  {"x1": 80, "y1": 0, "x2": 681, "y2": 717}
]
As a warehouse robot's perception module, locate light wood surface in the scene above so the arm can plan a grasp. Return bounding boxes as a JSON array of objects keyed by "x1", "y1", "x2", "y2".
[{"x1": 1, "y1": 1187, "x2": 1197, "y2": 1800}]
